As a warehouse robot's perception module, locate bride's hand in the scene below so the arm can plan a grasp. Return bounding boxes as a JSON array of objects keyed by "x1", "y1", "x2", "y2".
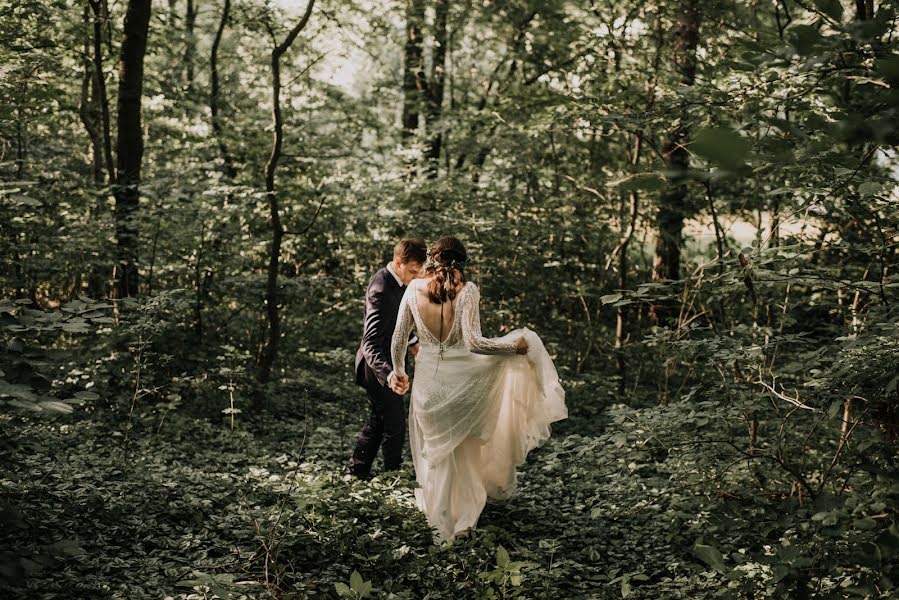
[
  {"x1": 390, "y1": 374, "x2": 410, "y2": 394},
  {"x1": 515, "y1": 337, "x2": 529, "y2": 355}
]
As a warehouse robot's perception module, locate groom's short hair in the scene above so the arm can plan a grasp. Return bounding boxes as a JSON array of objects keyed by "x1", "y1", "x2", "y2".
[{"x1": 394, "y1": 238, "x2": 427, "y2": 265}]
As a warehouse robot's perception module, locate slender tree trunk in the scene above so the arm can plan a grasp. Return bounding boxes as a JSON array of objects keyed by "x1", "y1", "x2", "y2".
[
  {"x1": 112, "y1": 0, "x2": 151, "y2": 299},
  {"x1": 425, "y1": 0, "x2": 449, "y2": 176},
  {"x1": 615, "y1": 189, "x2": 638, "y2": 391},
  {"x1": 652, "y1": 0, "x2": 699, "y2": 289},
  {"x1": 184, "y1": 0, "x2": 196, "y2": 87},
  {"x1": 15, "y1": 98, "x2": 26, "y2": 178},
  {"x1": 469, "y1": 58, "x2": 519, "y2": 184},
  {"x1": 255, "y1": 0, "x2": 316, "y2": 401},
  {"x1": 707, "y1": 181, "x2": 729, "y2": 328},
  {"x1": 856, "y1": 0, "x2": 874, "y2": 20},
  {"x1": 210, "y1": 0, "x2": 236, "y2": 177},
  {"x1": 455, "y1": 13, "x2": 535, "y2": 175},
  {"x1": 89, "y1": 0, "x2": 115, "y2": 184},
  {"x1": 80, "y1": 4, "x2": 111, "y2": 298},
  {"x1": 617, "y1": 13, "x2": 664, "y2": 385},
  {"x1": 13, "y1": 97, "x2": 27, "y2": 297},
  {"x1": 194, "y1": 221, "x2": 205, "y2": 339},
  {"x1": 401, "y1": 0, "x2": 426, "y2": 146},
  {"x1": 80, "y1": 6, "x2": 103, "y2": 188}
]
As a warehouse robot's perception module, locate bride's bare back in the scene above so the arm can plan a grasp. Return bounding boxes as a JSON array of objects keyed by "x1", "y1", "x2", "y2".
[{"x1": 415, "y1": 280, "x2": 464, "y2": 344}]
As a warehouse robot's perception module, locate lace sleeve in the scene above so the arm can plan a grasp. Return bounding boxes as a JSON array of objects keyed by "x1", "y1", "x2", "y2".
[
  {"x1": 461, "y1": 283, "x2": 518, "y2": 355},
  {"x1": 390, "y1": 285, "x2": 415, "y2": 377}
]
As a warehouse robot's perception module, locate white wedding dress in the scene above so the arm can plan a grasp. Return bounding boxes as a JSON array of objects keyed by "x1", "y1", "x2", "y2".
[{"x1": 390, "y1": 279, "x2": 567, "y2": 543}]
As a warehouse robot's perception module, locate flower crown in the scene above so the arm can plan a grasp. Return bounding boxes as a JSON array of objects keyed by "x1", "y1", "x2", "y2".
[{"x1": 424, "y1": 255, "x2": 466, "y2": 271}]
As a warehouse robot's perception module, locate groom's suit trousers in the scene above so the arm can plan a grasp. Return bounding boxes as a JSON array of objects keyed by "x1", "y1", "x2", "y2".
[{"x1": 350, "y1": 366, "x2": 405, "y2": 475}]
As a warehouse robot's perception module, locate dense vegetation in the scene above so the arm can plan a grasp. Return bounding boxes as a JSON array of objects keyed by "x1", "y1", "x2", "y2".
[{"x1": 1, "y1": 0, "x2": 898, "y2": 597}]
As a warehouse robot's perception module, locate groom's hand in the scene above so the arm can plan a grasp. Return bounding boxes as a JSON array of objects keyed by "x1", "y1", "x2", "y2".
[
  {"x1": 411, "y1": 342, "x2": 420, "y2": 357},
  {"x1": 388, "y1": 372, "x2": 409, "y2": 395},
  {"x1": 393, "y1": 374, "x2": 410, "y2": 395}
]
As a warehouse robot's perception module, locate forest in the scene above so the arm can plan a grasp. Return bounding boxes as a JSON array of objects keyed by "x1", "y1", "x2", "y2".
[{"x1": 1, "y1": 0, "x2": 898, "y2": 597}]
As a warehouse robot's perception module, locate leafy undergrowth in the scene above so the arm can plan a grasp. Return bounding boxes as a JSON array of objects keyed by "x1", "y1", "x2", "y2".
[{"x1": 1, "y1": 366, "x2": 896, "y2": 599}]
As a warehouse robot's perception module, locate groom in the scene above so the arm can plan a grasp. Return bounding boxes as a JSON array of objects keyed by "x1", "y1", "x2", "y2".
[{"x1": 347, "y1": 238, "x2": 427, "y2": 478}]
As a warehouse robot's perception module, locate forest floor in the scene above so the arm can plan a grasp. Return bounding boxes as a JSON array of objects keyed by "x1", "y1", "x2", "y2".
[{"x1": 0, "y1": 359, "x2": 847, "y2": 599}]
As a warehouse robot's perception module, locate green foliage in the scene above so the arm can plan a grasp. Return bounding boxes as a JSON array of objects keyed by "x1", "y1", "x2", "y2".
[
  {"x1": 335, "y1": 570, "x2": 373, "y2": 599},
  {"x1": 1, "y1": 0, "x2": 898, "y2": 598},
  {"x1": 690, "y1": 127, "x2": 750, "y2": 172},
  {"x1": 477, "y1": 544, "x2": 534, "y2": 597},
  {"x1": 0, "y1": 296, "x2": 110, "y2": 414}
]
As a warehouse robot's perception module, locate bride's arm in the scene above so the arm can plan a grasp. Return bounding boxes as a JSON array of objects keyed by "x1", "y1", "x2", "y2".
[
  {"x1": 388, "y1": 286, "x2": 415, "y2": 383},
  {"x1": 461, "y1": 284, "x2": 519, "y2": 355}
]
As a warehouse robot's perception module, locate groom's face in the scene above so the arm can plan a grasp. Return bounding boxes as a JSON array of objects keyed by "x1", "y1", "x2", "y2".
[{"x1": 395, "y1": 260, "x2": 423, "y2": 285}]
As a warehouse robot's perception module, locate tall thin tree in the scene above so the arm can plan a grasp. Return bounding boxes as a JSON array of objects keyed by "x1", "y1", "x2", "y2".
[
  {"x1": 184, "y1": 0, "x2": 197, "y2": 87},
  {"x1": 401, "y1": 0, "x2": 426, "y2": 147},
  {"x1": 113, "y1": 0, "x2": 152, "y2": 299},
  {"x1": 210, "y1": 0, "x2": 236, "y2": 178},
  {"x1": 424, "y1": 0, "x2": 449, "y2": 176},
  {"x1": 652, "y1": 0, "x2": 699, "y2": 285},
  {"x1": 256, "y1": 0, "x2": 317, "y2": 400}
]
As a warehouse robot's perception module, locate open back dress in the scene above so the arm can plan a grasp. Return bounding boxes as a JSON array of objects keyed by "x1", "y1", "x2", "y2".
[{"x1": 389, "y1": 278, "x2": 567, "y2": 542}]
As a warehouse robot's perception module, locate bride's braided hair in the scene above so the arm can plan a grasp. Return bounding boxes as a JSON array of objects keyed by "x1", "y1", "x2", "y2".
[{"x1": 424, "y1": 236, "x2": 468, "y2": 305}]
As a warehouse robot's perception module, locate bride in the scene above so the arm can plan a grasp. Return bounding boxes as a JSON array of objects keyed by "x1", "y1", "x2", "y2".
[{"x1": 387, "y1": 236, "x2": 567, "y2": 543}]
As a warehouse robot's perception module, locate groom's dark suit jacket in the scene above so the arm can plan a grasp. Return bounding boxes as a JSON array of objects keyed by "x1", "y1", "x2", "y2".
[{"x1": 354, "y1": 267, "x2": 417, "y2": 388}]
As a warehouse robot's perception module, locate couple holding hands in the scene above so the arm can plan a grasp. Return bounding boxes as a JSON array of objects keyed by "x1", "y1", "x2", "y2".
[{"x1": 348, "y1": 236, "x2": 567, "y2": 543}]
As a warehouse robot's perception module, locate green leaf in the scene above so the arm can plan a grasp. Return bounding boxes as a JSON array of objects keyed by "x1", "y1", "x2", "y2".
[
  {"x1": 694, "y1": 543, "x2": 727, "y2": 573},
  {"x1": 350, "y1": 570, "x2": 364, "y2": 593},
  {"x1": 209, "y1": 583, "x2": 231, "y2": 600},
  {"x1": 787, "y1": 24, "x2": 824, "y2": 55},
  {"x1": 812, "y1": 0, "x2": 843, "y2": 21},
  {"x1": 45, "y1": 538, "x2": 85, "y2": 556},
  {"x1": 875, "y1": 55, "x2": 899, "y2": 86},
  {"x1": 600, "y1": 293, "x2": 623, "y2": 305},
  {"x1": 40, "y1": 401, "x2": 74, "y2": 414},
  {"x1": 496, "y1": 545, "x2": 510, "y2": 568},
  {"x1": 10, "y1": 195, "x2": 42, "y2": 207},
  {"x1": 853, "y1": 518, "x2": 877, "y2": 530},
  {"x1": 858, "y1": 181, "x2": 881, "y2": 196},
  {"x1": 691, "y1": 127, "x2": 750, "y2": 171},
  {"x1": 828, "y1": 400, "x2": 843, "y2": 418},
  {"x1": 617, "y1": 173, "x2": 664, "y2": 192}
]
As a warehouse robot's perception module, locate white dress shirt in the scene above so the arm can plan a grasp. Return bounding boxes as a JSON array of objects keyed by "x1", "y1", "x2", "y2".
[{"x1": 385, "y1": 262, "x2": 404, "y2": 287}]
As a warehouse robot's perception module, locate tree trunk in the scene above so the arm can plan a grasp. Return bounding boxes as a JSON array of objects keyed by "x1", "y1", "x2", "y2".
[
  {"x1": 80, "y1": 6, "x2": 103, "y2": 188},
  {"x1": 255, "y1": 0, "x2": 316, "y2": 402},
  {"x1": 652, "y1": 0, "x2": 699, "y2": 287},
  {"x1": 424, "y1": 0, "x2": 449, "y2": 176},
  {"x1": 615, "y1": 189, "x2": 638, "y2": 393},
  {"x1": 113, "y1": 0, "x2": 151, "y2": 299},
  {"x1": 401, "y1": 0, "x2": 426, "y2": 147},
  {"x1": 856, "y1": 0, "x2": 874, "y2": 20},
  {"x1": 194, "y1": 221, "x2": 205, "y2": 340},
  {"x1": 80, "y1": 3, "x2": 113, "y2": 298},
  {"x1": 210, "y1": 0, "x2": 236, "y2": 177},
  {"x1": 15, "y1": 95, "x2": 26, "y2": 178},
  {"x1": 454, "y1": 13, "x2": 535, "y2": 176},
  {"x1": 616, "y1": 13, "x2": 663, "y2": 387},
  {"x1": 184, "y1": 0, "x2": 196, "y2": 87},
  {"x1": 89, "y1": 0, "x2": 115, "y2": 185}
]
